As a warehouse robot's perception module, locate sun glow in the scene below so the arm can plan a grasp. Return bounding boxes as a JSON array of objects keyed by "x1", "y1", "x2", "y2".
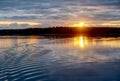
[
  {"x1": 0, "y1": 21, "x2": 41, "y2": 26},
  {"x1": 73, "y1": 22, "x2": 86, "y2": 27}
]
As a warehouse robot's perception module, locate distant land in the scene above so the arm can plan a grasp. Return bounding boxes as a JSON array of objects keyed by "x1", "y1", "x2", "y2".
[{"x1": 0, "y1": 27, "x2": 120, "y2": 37}]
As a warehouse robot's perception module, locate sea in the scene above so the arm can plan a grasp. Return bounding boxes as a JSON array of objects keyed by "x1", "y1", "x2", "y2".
[{"x1": 0, "y1": 36, "x2": 120, "y2": 81}]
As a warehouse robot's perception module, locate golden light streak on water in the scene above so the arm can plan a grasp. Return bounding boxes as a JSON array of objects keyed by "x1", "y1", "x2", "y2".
[{"x1": 74, "y1": 36, "x2": 88, "y2": 48}]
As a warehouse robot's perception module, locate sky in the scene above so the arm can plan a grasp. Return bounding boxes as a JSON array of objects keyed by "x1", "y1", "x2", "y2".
[{"x1": 0, "y1": 0, "x2": 120, "y2": 29}]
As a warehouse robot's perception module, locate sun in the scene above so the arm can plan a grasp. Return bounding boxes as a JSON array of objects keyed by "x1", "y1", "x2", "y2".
[{"x1": 73, "y1": 22, "x2": 86, "y2": 27}]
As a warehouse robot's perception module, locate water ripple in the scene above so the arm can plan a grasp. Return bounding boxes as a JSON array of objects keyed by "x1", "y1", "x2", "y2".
[{"x1": 1, "y1": 37, "x2": 120, "y2": 81}]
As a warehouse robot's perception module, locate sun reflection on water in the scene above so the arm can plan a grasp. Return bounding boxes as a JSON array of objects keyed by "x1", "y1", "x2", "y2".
[{"x1": 74, "y1": 36, "x2": 88, "y2": 48}]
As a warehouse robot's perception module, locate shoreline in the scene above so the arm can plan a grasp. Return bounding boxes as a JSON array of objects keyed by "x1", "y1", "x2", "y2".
[{"x1": 0, "y1": 27, "x2": 120, "y2": 37}]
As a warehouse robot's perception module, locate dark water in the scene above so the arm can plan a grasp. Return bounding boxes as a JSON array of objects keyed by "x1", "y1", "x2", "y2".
[{"x1": 0, "y1": 36, "x2": 120, "y2": 81}]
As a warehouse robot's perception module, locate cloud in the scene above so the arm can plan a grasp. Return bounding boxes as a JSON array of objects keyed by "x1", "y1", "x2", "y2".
[
  {"x1": 2, "y1": 16, "x2": 39, "y2": 20},
  {"x1": 0, "y1": 0, "x2": 119, "y2": 28}
]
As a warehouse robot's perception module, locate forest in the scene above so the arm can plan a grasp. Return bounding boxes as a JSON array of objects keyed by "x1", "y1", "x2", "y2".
[{"x1": 0, "y1": 27, "x2": 120, "y2": 37}]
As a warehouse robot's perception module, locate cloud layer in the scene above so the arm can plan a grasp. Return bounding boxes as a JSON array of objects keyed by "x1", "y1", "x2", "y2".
[{"x1": 0, "y1": 0, "x2": 120, "y2": 28}]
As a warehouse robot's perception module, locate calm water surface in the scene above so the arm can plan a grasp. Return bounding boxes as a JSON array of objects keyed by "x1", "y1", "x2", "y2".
[{"x1": 0, "y1": 36, "x2": 120, "y2": 81}]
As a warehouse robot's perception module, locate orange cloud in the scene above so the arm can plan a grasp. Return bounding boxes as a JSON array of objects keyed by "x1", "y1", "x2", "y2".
[{"x1": 0, "y1": 21, "x2": 41, "y2": 26}]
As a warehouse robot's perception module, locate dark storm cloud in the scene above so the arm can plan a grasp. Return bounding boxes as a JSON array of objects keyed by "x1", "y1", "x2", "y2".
[{"x1": 0, "y1": 0, "x2": 119, "y2": 27}]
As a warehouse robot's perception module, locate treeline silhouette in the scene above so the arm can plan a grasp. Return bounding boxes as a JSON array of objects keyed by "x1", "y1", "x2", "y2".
[{"x1": 0, "y1": 27, "x2": 120, "y2": 37}]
